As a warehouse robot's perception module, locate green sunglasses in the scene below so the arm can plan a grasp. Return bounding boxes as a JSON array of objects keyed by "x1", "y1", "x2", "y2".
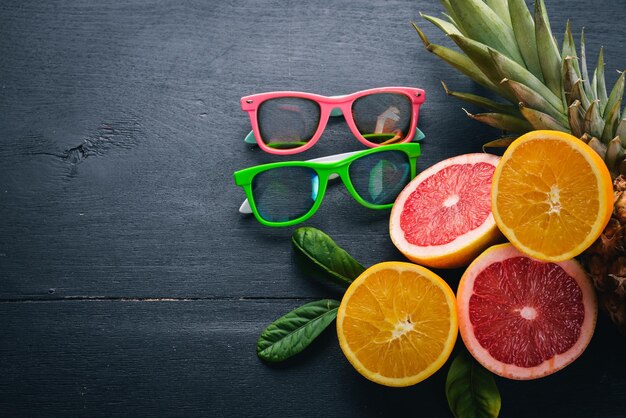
[{"x1": 233, "y1": 143, "x2": 421, "y2": 227}]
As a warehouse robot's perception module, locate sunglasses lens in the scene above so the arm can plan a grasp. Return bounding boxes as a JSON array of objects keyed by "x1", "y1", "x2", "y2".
[
  {"x1": 349, "y1": 150, "x2": 411, "y2": 205},
  {"x1": 351, "y1": 93, "x2": 413, "y2": 145},
  {"x1": 251, "y1": 166, "x2": 319, "y2": 222},
  {"x1": 257, "y1": 98, "x2": 321, "y2": 150}
]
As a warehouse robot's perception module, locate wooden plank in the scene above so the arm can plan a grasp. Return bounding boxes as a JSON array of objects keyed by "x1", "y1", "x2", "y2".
[{"x1": 1, "y1": 299, "x2": 625, "y2": 417}]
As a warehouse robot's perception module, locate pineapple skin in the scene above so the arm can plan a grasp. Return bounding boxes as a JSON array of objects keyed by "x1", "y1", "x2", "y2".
[{"x1": 583, "y1": 177, "x2": 626, "y2": 332}]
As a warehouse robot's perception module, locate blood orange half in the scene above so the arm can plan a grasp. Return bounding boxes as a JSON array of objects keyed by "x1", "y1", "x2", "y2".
[
  {"x1": 457, "y1": 243, "x2": 597, "y2": 380},
  {"x1": 389, "y1": 153, "x2": 502, "y2": 268}
]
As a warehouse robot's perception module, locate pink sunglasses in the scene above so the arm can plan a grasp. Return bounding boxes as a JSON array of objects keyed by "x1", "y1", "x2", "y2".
[{"x1": 240, "y1": 87, "x2": 426, "y2": 155}]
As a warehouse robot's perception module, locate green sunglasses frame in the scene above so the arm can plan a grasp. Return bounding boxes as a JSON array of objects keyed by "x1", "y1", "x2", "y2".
[{"x1": 233, "y1": 143, "x2": 421, "y2": 227}]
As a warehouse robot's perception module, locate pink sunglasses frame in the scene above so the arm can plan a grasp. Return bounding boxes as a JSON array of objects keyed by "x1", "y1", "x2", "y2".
[{"x1": 240, "y1": 86, "x2": 426, "y2": 155}]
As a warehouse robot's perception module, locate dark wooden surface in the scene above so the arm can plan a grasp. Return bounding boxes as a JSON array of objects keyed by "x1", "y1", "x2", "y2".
[{"x1": 1, "y1": 0, "x2": 626, "y2": 416}]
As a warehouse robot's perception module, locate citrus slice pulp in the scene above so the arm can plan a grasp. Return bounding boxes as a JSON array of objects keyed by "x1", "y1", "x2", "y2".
[
  {"x1": 491, "y1": 130, "x2": 613, "y2": 262},
  {"x1": 390, "y1": 153, "x2": 502, "y2": 268},
  {"x1": 336, "y1": 262, "x2": 457, "y2": 387},
  {"x1": 457, "y1": 243, "x2": 597, "y2": 380}
]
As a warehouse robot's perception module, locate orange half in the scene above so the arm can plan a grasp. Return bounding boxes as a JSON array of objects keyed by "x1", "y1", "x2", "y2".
[
  {"x1": 491, "y1": 130, "x2": 613, "y2": 262},
  {"x1": 336, "y1": 262, "x2": 457, "y2": 387}
]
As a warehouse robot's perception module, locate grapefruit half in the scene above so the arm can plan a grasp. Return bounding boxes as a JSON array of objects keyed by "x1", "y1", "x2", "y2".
[
  {"x1": 457, "y1": 243, "x2": 597, "y2": 380},
  {"x1": 389, "y1": 153, "x2": 502, "y2": 269}
]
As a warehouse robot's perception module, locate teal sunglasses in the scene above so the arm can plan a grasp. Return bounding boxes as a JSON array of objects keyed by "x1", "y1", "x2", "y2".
[{"x1": 233, "y1": 143, "x2": 420, "y2": 227}]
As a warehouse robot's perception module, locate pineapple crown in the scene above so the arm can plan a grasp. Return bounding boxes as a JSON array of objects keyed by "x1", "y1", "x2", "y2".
[{"x1": 415, "y1": 0, "x2": 626, "y2": 176}]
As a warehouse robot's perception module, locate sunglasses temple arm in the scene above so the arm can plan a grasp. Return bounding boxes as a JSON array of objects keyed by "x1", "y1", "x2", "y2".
[
  {"x1": 243, "y1": 127, "x2": 425, "y2": 144},
  {"x1": 239, "y1": 199, "x2": 253, "y2": 214},
  {"x1": 238, "y1": 150, "x2": 364, "y2": 214},
  {"x1": 413, "y1": 127, "x2": 426, "y2": 142},
  {"x1": 243, "y1": 130, "x2": 256, "y2": 144}
]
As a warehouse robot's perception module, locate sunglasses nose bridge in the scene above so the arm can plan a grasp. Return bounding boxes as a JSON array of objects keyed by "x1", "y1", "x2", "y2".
[{"x1": 329, "y1": 107, "x2": 343, "y2": 117}]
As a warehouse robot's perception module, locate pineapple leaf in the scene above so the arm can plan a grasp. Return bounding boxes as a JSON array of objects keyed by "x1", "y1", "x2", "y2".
[
  {"x1": 580, "y1": 29, "x2": 594, "y2": 101},
  {"x1": 603, "y1": 101, "x2": 623, "y2": 143},
  {"x1": 483, "y1": 0, "x2": 513, "y2": 28},
  {"x1": 562, "y1": 22, "x2": 581, "y2": 78},
  {"x1": 502, "y1": 78, "x2": 568, "y2": 125},
  {"x1": 488, "y1": 48, "x2": 564, "y2": 112},
  {"x1": 534, "y1": 0, "x2": 562, "y2": 97},
  {"x1": 412, "y1": 23, "x2": 512, "y2": 98},
  {"x1": 439, "y1": 0, "x2": 465, "y2": 34},
  {"x1": 448, "y1": 35, "x2": 507, "y2": 87},
  {"x1": 591, "y1": 70, "x2": 599, "y2": 102},
  {"x1": 441, "y1": 81, "x2": 519, "y2": 115},
  {"x1": 616, "y1": 118, "x2": 626, "y2": 146},
  {"x1": 482, "y1": 137, "x2": 517, "y2": 152},
  {"x1": 508, "y1": 0, "x2": 543, "y2": 81},
  {"x1": 572, "y1": 79, "x2": 592, "y2": 109},
  {"x1": 419, "y1": 13, "x2": 463, "y2": 37},
  {"x1": 568, "y1": 100, "x2": 586, "y2": 138},
  {"x1": 519, "y1": 104, "x2": 570, "y2": 132},
  {"x1": 463, "y1": 108, "x2": 533, "y2": 133},
  {"x1": 562, "y1": 57, "x2": 580, "y2": 106},
  {"x1": 449, "y1": 0, "x2": 525, "y2": 65},
  {"x1": 588, "y1": 137, "x2": 608, "y2": 159},
  {"x1": 595, "y1": 48, "x2": 609, "y2": 114},
  {"x1": 604, "y1": 71, "x2": 625, "y2": 120},
  {"x1": 413, "y1": 21, "x2": 431, "y2": 48},
  {"x1": 562, "y1": 23, "x2": 583, "y2": 109},
  {"x1": 584, "y1": 100, "x2": 606, "y2": 139},
  {"x1": 606, "y1": 137, "x2": 624, "y2": 177},
  {"x1": 442, "y1": 13, "x2": 459, "y2": 27}
]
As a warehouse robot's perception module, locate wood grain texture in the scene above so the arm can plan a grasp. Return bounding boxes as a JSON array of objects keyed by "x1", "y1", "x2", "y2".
[
  {"x1": 0, "y1": 300, "x2": 624, "y2": 417},
  {"x1": 1, "y1": 0, "x2": 626, "y2": 415}
]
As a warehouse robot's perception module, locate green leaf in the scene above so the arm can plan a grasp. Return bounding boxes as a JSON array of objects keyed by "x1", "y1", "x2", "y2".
[
  {"x1": 449, "y1": 0, "x2": 525, "y2": 65},
  {"x1": 534, "y1": 0, "x2": 562, "y2": 97},
  {"x1": 292, "y1": 227, "x2": 365, "y2": 287},
  {"x1": 256, "y1": 299, "x2": 340, "y2": 362},
  {"x1": 508, "y1": 0, "x2": 543, "y2": 80},
  {"x1": 446, "y1": 351, "x2": 501, "y2": 418}
]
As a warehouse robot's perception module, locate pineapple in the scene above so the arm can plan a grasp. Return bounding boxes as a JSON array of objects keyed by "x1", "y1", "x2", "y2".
[{"x1": 415, "y1": 0, "x2": 626, "y2": 331}]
